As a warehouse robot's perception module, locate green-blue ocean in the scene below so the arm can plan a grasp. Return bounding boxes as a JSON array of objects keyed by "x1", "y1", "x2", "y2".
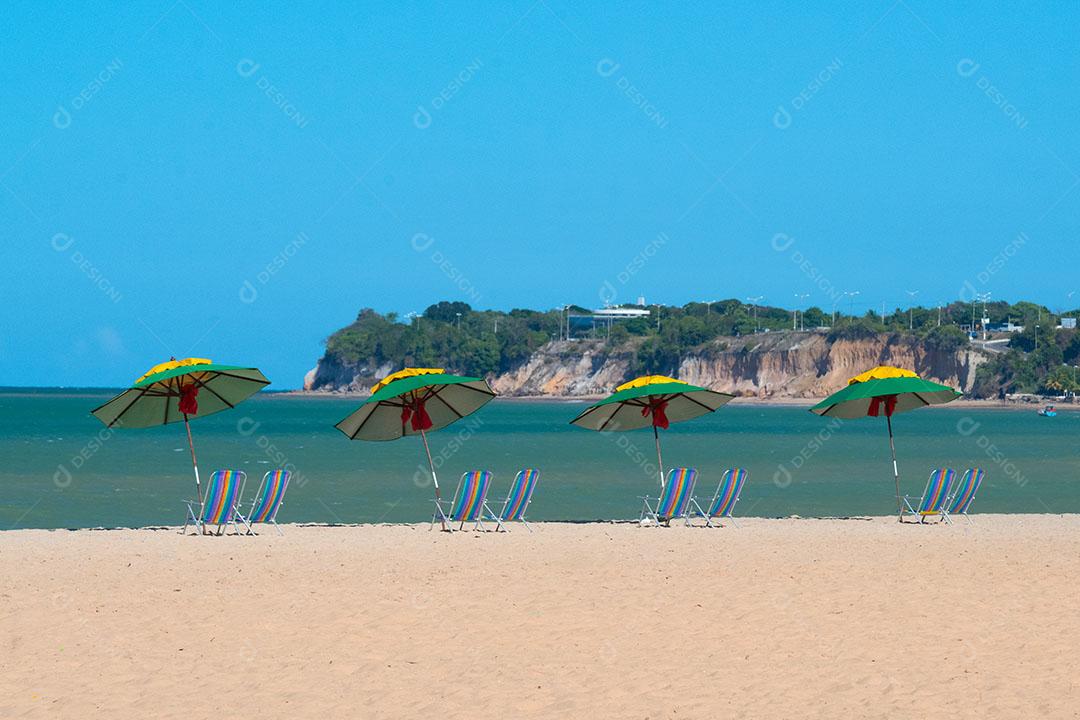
[{"x1": 1, "y1": 389, "x2": 1076, "y2": 529}]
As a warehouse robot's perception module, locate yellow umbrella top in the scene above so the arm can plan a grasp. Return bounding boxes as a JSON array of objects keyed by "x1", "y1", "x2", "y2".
[
  {"x1": 370, "y1": 367, "x2": 445, "y2": 394},
  {"x1": 135, "y1": 357, "x2": 212, "y2": 384},
  {"x1": 847, "y1": 366, "x2": 918, "y2": 386},
  {"x1": 615, "y1": 375, "x2": 688, "y2": 392}
]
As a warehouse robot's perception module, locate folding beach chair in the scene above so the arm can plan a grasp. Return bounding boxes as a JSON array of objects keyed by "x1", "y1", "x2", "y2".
[
  {"x1": 183, "y1": 469, "x2": 246, "y2": 536},
  {"x1": 432, "y1": 470, "x2": 496, "y2": 531},
  {"x1": 490, "y1": 468, "x2": 541, "y2": 532},
  {"x1": 691, "y1": 467, "x2": 749, "y2": 527},
  {"x1": 237, "y1": 469, "x2": 291, "y2": 535},
  {"x1": 640, "y1": 468, "x2": 697, "y2": 527},
  {"x1": 942, "y1": 468, "x2": 984, "y2": 524},
  {"x1": 901, "y1": 468, "x2": 955, "y2": 523}
]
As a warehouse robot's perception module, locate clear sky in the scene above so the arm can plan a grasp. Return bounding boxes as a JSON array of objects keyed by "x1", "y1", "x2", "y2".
[{"x1": 2, "y1": 1, "x2": 1077, "y2": 387}]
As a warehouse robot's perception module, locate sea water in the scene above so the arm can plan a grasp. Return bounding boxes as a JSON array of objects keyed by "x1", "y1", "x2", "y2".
[{"x1": 1, "y1": 389, "x2": 1076, "y2": 529}]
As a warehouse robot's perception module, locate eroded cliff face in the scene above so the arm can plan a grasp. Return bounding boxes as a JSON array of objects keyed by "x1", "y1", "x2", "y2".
[
  {"x1": 677, "y1": 333, "x2": 983, "y2": 398},
  {"x1": 305, "y1": 331, "x2": 985, "y2": 397}
]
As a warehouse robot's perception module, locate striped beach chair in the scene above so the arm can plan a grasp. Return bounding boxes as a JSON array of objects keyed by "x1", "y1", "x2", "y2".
[
  {"x1": 433, "y1": 470, "x2": 496, "y2": 531},
  {"x1": 942, "y1": 468, "x2": 984, "y2": 524},
  {"x1": 183, "y1": 469, "x2": 246, "y2": 536},
  {"x1": 237, "y1": 469, "x2": 291, "y2": 535},
  {"x1": 640, "y1": 468, "x2": 697, "y2": 527},
  {"x1": 692, "y1": 467, "x2": 749, "y2": 527},
  {"x1": 490, "y1": 468, "x2": 541, "y2": 532},
  {"x1": 901, "y1": 468, "x2": 955, "y2": 523}
]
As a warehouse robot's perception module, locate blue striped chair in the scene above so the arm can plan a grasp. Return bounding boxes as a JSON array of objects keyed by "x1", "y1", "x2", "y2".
[
  {"x1": 902, "y1": 468, "x2": 955, "y2": 523},
  {"x1": 183, "y1": 469, "x2": 246, "y2": 536},
  {"x1": 490, "y1": 468, "x2": 541, "y2": 532},
  {"x1": 942, "y1": 468, "x2": 984, "y2": 524},
  {"x1": 640, "y1": 468, "x2": 697, "y2": 527},
  {"x1": 237, "y1": 469, "x2": 291, "y2": 535},
  {"x1": 432, "y1": 470, "x2": 495, "y2": 532},
  {"x1": 692, "y1": 467, "x2": 749, "y2": 527}
]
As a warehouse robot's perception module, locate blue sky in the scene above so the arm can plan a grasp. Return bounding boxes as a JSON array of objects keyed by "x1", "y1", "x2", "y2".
[{"x1": 2, "y1": 1, "x2": 1077, "y2": 387}]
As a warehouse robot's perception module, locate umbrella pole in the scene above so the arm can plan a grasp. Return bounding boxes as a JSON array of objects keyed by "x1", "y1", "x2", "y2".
[
  {"x1": 420, "y1": 428, "x2": 446, "y2": 532},
  {"x1": 183, "y1": 414, "x2": 204, "y2": 528},
  {"x1": 653, "y1": 424, "x2": 665, "y2": 489},
  {"x1": 887, "y1": 414, "x2": 902, "y2": 522}
]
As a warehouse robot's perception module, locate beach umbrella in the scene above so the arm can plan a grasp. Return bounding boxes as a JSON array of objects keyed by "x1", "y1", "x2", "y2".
[
  {"x1": 91, "y1": 358, "x2": 270, "y2": 505},
  {"x1": 334, "y1": 368, "x2": 496, "y2": 529},
  {"x1": 809, "y1": 365, "x2": 961, "y2": 520},
  {"x1": 569, "y1": 375, "x2": 734, "y2": 489}
]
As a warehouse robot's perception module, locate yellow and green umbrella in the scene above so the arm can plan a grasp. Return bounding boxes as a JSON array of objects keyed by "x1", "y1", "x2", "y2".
[
  {"x1": 810, "y1": 366, "x2": 961, "y2": 520},
  {"x1": 570, "y1": 375, "x2": 734, "y2": 489},
  {"x1": 334, "y1": 368, "x2": 496, "y2": 527},
  {"x1": 91, "y1": 357, "x2": 270, "y2": 504}
]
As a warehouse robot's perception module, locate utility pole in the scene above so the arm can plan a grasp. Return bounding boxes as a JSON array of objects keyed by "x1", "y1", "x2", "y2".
[
  {"x1": 746, "y1": 296, "x2": 764, "y2": 333},
  {"x1": 654, "y1": 304, "x2": 661, "y2": 332}
]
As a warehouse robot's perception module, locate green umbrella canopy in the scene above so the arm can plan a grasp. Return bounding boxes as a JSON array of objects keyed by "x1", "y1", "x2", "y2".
[
  {"x1": 335, "y1": 368, "x2": 496, "y2": 441},
  {"x1": 570, "y1": 375, "x2": 734, "y2": 432},
  {"x1": 809, "y1": 373, "x2": 961, "y2": 419},
  {"x1": 91, "y1": 360, "x2": 270, "y2": 429}
]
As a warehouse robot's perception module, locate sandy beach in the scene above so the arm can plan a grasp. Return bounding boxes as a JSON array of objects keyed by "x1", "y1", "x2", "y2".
[{"x1": 3, "y1": 516, "x2": 1079, "y2": 719}]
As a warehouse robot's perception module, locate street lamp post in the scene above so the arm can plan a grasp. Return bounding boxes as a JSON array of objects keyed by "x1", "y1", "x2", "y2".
[
  {"x1": 906, "y1": 290, "x2": 919, "y2": 330},
  {"x1": 794, "y1": 293, "x2": 809, "y2": 331}
]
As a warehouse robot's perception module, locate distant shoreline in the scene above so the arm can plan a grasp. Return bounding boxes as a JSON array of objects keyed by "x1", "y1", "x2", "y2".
[
  {"x1": 4, "y1": 387, "x2": 1075, "y2": 412},
  {"x1": 276, "y1": 390, "x2": 1078, "y2": 411}
]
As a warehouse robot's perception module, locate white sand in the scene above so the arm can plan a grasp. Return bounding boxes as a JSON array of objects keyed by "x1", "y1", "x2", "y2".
[{"x1": 2, "y1": 516, "x2": 1079, "y2": 719}]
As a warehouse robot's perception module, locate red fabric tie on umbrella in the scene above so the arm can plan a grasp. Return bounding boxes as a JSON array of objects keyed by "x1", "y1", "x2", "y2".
[
  {"x1": 641, "y1": 399, "x2": 670, "y2": 429},
  {"x1": 867, "y1": 394, "x2": 898, "y2": 417},
  {"x1": 401, "y1": 398, "x2": 433, "y2": 431},
  {"x1": 178, "y1": 384, "x2": 199, "y2": 415}
]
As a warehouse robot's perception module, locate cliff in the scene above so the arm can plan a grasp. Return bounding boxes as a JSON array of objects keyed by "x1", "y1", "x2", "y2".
[{"x1": 305, "y1": 330, "x2": 986, "y2": 398}]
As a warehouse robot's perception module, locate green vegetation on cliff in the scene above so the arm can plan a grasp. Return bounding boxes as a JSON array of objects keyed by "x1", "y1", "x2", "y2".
[{"x1": 322, "y1": 299, "x2": 1080, "y2": 397}]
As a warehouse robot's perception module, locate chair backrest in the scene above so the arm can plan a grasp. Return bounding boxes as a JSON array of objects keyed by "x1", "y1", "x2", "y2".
[
  {"x1": 917, "y1": 468, "x2": 955, "y2": 514},
  {"x1": 947, "y1": 468, "x2": 984, "y2": 515},
  {"x1": 450, "y1": 470, "x2": 493, "y2": 522},
  {"x1": 202, "y1": 469, "x2": 245, "y2": 524},
  {"x1": 657, "y1": 468, "x2": 697, "y2": 521},
  {"x1": 709, "y1": 467, "x2": 749, "y2": 518},
  {"x1": 501, "y1": 469, "x2": 541, "y2": 521},
  {"x1": 249, "y1": 469, "x2": 291, "y2": 523}
]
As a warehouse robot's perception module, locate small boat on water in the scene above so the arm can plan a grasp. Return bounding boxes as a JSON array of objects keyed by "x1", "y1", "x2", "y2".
[{"x1": 1038, "y1": 405, "x2": 1058, "y2": 417}]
